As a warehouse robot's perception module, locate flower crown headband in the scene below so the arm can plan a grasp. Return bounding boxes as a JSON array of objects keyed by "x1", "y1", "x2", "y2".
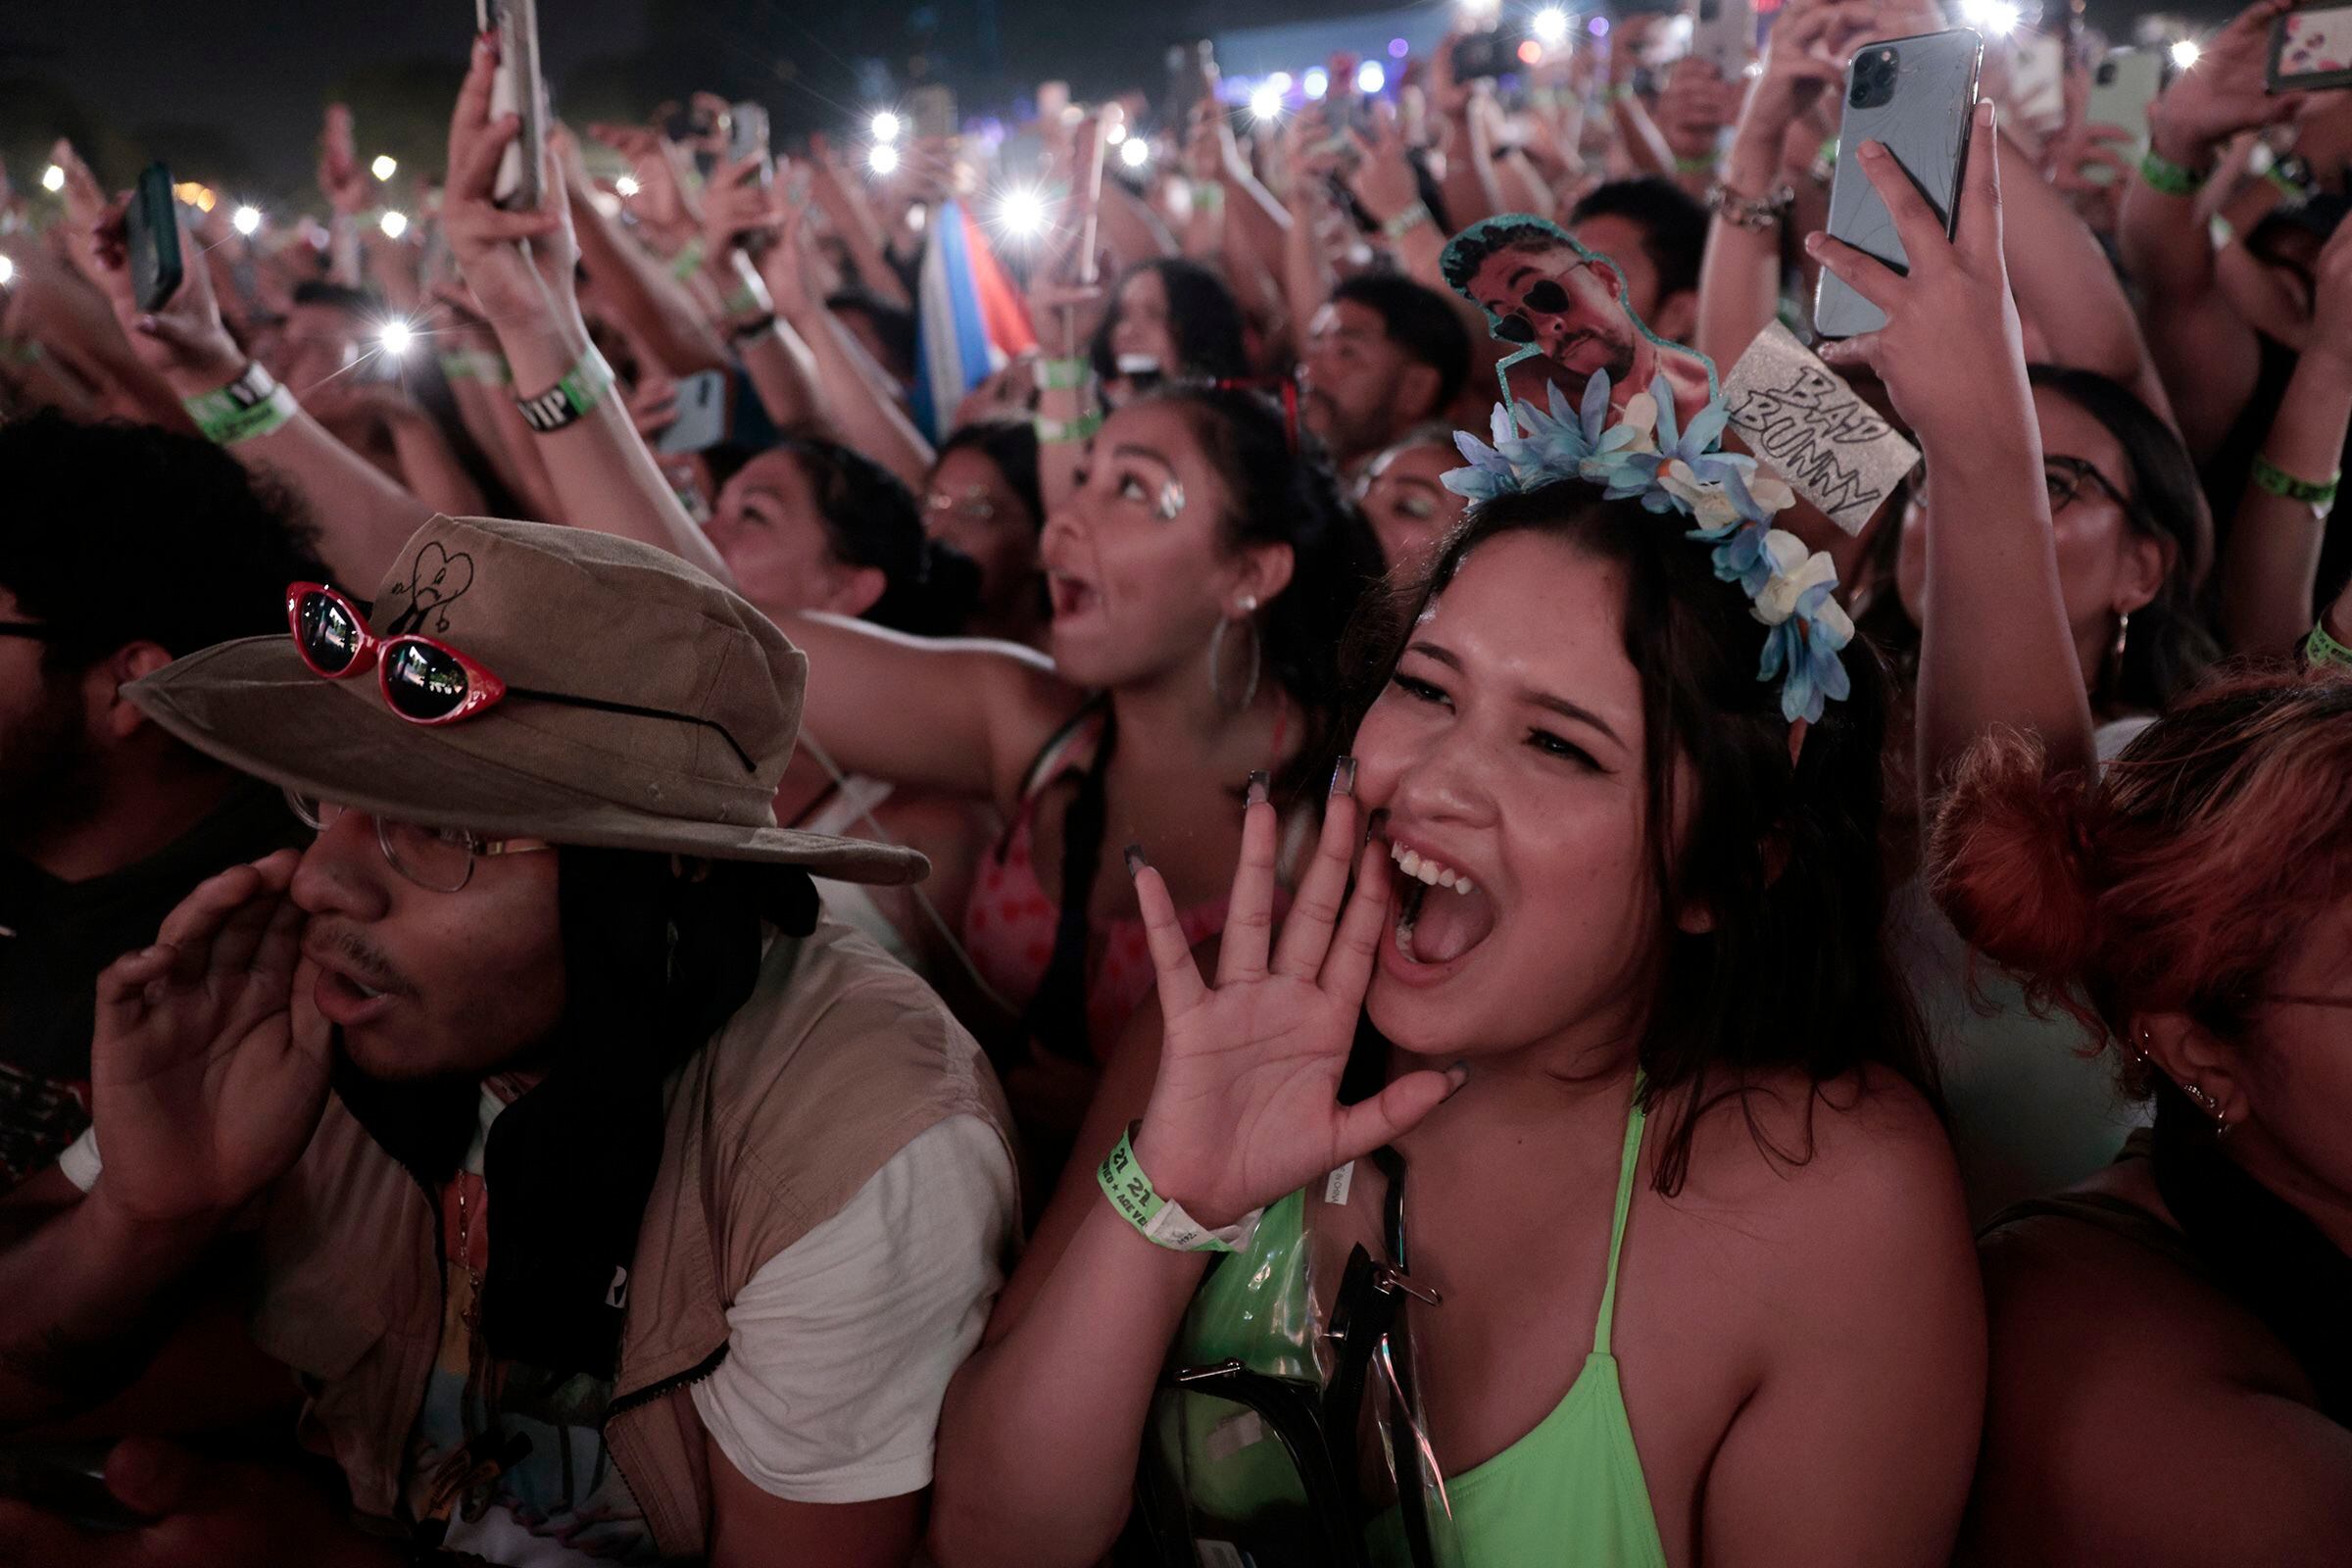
[{"x1": 1437, "y1": 218, "x2": 1853, "y2": 727}]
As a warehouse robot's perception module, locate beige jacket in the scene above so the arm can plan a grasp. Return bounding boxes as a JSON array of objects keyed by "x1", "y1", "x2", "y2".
[{"x1": 244, "y1": 917, "x2": 1015, "y2": 1560}]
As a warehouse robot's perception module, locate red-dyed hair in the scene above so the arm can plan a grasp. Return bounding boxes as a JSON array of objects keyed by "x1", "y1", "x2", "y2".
[{"x1": 1931, "y1": 664, "x2": 2352, "y2": 1096}]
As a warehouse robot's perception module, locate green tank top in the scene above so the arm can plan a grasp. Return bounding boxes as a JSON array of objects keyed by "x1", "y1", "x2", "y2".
[{"x1": 1156, "y1": 1094, "x2": 1668, "y2": 1567}]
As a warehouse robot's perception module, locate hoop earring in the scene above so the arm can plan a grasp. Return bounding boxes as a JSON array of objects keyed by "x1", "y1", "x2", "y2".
[
  {"x1": 2182, "y1": 1081, "x2": 2230, "y2": 1136},
  {"x1": 2108, "y1": 609, "x2": 2132, "y2": 686},
  {"x1": 1208, "y1": 595, "x2": 1261, "y2": 713}
]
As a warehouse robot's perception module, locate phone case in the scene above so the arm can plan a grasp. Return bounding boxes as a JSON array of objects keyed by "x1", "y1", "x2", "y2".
[
  {"x1": 656, "y1": 370, "x2": 731, "y2": 456},
  {"x1": 477, "y1": 0, "x2": 544, "y2": 209},
  {"x1": 1815, "y1": 29, "x2": 1984, "y2": 340},
  {"x1": 2082, "y1": 48, "x2": 2166, "y2": 182},
  {"x1": 2270, "y1": 7, "x2": 2352, "y2": 92},
  {"x1": 128, "y1": 163, "x2": 183, "y2": 315}
]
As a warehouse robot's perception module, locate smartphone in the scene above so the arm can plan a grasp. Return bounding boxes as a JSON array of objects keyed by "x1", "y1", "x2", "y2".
[
  {"x1": 1452, "y1": 24, "x2": 1534, "y2": 83},
  {"x1": 1815, "y1": 28, "x2": 1984, "y2": 339},
  {"x1": 1165, "y1": 40, "x2": 1215, "y2": 126},
  {"x1": 910, "y1": 84, "x2": 958, "y2": 140},
  {"x1": 729, "y1": 101, "x2": 773, "y2": 186},
  {"x1": 656, "y1": 368, "x2": 729, "y2": 456},
  {"x1": 2271, "y1": 5, "x2": 2352, "y2": 92},
  {"x1": 2082, "y1": 47, "x2": 2166, "y2": 181},
  {"x1": 1691, "y1": 0, "x2": 1758, "y2": 79},
  {"x1": 475, "y1": 0, "x2": 544, "y2": 209},
  {"x1": 125, "y1": 163, "x2": 184, "y2": 314}
]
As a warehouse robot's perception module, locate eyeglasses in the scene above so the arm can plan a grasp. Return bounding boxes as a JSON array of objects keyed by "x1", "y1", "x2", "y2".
[
  {"x1": 284, "y1": 788, "x2": 553, "y2": 894},
  {"x1": 2044, "y1": 455, "x2": 2130, "y2": 516},
  {"x1": 1492, "y1": 276, "x2": 1576, "y2": 345},
  {"x1": 286, "y1": 583, "x2": 758, "y2": 773}
]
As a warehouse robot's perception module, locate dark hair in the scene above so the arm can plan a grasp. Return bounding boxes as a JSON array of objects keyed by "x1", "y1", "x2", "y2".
[
  {"x1": 0, "y1": 411, "x2": 326, "y2": 674},
  {"x1": 936, "y1": 418, "x2": 1045, "y2": 533},
  {"x1": 1570, "y1": 176, "x2": 1710, "y2": 304},
  {"x1": 1439, "y1": 216, "x2": 1568, "y2": 296},
  {"x1": 2027, "y1": 364, "x2": 2218, "y2": 714},
  {"x1": 777, "y1": 435, "x2": 980, "y2": 636},
  {"x1": 1327, "y1": 272, "x2": 1474, "y2": 415},
  {"x1": 824, "y1": 289, "x2": 918, "y2": 382},
  {"x1": 1088, "y1": 258, "x2": 1251, "y2": 386},
  {"x1": 289, "y1": 279, "x2": 384, "y2": 317},
  {"x1": 1346, "y1": 480, "x2": 1934, "y2": 1192},
  {"x1": 1027, "y1": 387, "x2": 1382, "y2": 1063}
]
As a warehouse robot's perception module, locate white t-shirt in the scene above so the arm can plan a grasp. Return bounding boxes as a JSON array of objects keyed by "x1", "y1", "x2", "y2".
[{"x1": 56, "y1": 1111, "x2": 1017, "y2": 1551}]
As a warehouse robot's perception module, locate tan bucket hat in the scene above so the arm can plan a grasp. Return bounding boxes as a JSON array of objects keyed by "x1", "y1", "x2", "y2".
[{"x1": 124, "y1": 515, "x2": 927, "y2": 885}]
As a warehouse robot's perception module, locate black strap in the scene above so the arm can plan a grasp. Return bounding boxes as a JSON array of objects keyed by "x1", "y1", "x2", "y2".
[{"x1": 1022, "y1": 703, "x2": 1117, "y2": 1063}]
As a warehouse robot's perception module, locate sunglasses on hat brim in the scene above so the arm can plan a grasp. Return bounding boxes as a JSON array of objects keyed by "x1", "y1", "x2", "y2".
[{"x1": 286, "y1": 582, "x2": 759, "y2": 773}]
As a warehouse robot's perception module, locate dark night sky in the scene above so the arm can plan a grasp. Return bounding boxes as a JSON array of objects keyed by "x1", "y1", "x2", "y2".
[{"x1": 3, "y1": 1, "x2": 2248, "y2": 200}]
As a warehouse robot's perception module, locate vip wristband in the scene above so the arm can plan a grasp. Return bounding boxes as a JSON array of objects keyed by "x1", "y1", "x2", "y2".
[
  {"x1": 1097, "y1": 1123, "x2": 1262, "y2": 1253},
  {"x1": 2137, "y1": 146, "x2": 2211, "y2": 198},
  {"x1": 515, "y1": 348, "x2": 618, "y2": 434},
  {"x1": 2254, "y1": 454, "x2": 2340, "y2": 512},
  {"x1": 183, "y1": 362, "x2": 299, "y2": 446}
]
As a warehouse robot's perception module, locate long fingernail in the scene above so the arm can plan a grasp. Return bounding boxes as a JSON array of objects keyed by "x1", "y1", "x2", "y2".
[
  {"x1": 1124, "y1": 844, "x2": 1148, "y2": 877},
  {"x1": 1246, "y1": 770, "x2": 1269, "y2": 808},
  {"x1": 1329, "y1": 756, "x2": 1357, "y2": 797}
]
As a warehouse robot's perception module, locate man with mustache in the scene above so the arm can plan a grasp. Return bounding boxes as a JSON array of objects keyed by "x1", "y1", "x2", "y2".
[
  {"x1": 1298, "y1": 273, "x2": 1473, "y2": 476},
  {"x1": 0, "y1": 517, "x2": 1017, "y2": 1568}
]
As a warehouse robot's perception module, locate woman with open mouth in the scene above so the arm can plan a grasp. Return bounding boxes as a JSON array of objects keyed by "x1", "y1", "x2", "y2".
[{"x1": 930, "y1": 472, "x2": 1984, "y2": 1564}]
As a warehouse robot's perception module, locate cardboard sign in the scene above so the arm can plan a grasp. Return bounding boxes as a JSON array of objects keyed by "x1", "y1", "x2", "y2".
[{"x1": 1722, "y1": 323, "x2": 1920, "y2": 536}]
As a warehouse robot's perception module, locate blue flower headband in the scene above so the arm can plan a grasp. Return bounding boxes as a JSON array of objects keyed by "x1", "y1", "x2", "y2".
[{"x1": 1441, "y1": 368, "x2": 1854, "y2": 727}]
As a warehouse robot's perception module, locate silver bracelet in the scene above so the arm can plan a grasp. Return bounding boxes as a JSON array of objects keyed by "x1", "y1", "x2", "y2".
[{"x1": 1706, "y1": 181, "x2": 1796, "y2": 231}]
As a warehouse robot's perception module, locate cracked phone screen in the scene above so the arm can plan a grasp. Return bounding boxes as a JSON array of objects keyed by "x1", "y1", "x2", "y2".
[{"x1": 1814, "y1": 27, "x2": 1984, "y2": 339}]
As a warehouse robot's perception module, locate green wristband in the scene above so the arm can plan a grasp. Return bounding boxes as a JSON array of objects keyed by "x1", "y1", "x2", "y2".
[
  {"x1": 1035, "y1": 410, "x2": 1103, "y2": 445},
  {"x1": 1674, "y1": 153, "x2": 1718, "y2": 177},
  {"x1": 1190, "y1": 182, "x2": 1225, "y2": 216},
  {"x1": 2137, "y1": 145, "x2": 2210, "y2": 198},
  {"x1": 669, "y1": 236, "x2": 707, "y2": 281},
  {"x1": 1096, "y1": 1123, "x2": 1260, "y2": 1253},
  {"x1": 515, "y1": 346, "x2": 618, "y2": 434},
  {"x1": 2306, "y1": 619, "x2": 2352, "y2": 670},
  {"x1": 183, "y1": 362, "x2": 299, "y2": 445},
  {"x1": 2254, "y1": 454, "x2": 2340, "y2": 511},
  {"x1": 1381, "y1": 201, "x2": 1435, "y2": 241},
  {"x1": 1037, "y1": 357, "x2": 1089, "y2": 392},
  {"x1": 722, "y1": 281, "x2": 764, "y2": 318}
]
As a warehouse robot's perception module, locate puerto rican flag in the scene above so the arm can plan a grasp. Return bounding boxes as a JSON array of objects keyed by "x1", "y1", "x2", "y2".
[{"x1": 910, "y1": 199, "x2": 1038, "y2": 440}]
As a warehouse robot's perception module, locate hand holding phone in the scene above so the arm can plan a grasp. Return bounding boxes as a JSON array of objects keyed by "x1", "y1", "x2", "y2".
[
  {"x1": 1814, "y1": 27, "x2": 1984, "y2": 338},
  {"x1": 475, "y1": 0, "x2": 546, "y2": 210},
  {"x1": 2149, "y1": 0, "x2": 2307, "y2": 157},
  {"x1": 1811, "y1": 100, "x2": 2028, "y2": 452}
]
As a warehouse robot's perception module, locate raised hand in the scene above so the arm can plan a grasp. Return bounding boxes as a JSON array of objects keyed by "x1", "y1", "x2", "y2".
[
  {"x1": 317, "y1": 104, "x2": 369, "y2": 218},
  {"x1": 2150, "y1": 0, "x2": 2307, "y2": 163},
  {"x1": 444, "y1": 32, "x2": 576, "y2": 332},
  {"x1": 1810, "y1": 101, "x2": 2031, "y2": 448},
  {"x1": 1343, "y1": 102, "x2": 1422, "y2": 227},
  {"x1": 56, "y1": 147, "x2": 243, "y2": 389},
  {"x1": 89, "y1": 852, "x2": 330, "y2": 1228},
  {"x1": 702, "y1": 152, "x2": 781, "y2": 261},
  {"x1": 1129, "y1": 782, "x2": 1461, "y2": 1230}
]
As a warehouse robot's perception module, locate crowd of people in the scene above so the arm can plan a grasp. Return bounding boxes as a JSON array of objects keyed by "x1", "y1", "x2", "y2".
[{"x1": 0, "y1": 0, "x2": 2348, "y2": 1561}]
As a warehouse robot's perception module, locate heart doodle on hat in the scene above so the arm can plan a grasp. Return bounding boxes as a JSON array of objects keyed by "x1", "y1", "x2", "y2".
[{"x1": 382, "y1": 542, "x2": 476, "y2": 636}]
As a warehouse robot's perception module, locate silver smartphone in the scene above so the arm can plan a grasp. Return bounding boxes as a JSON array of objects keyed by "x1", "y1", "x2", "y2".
[
  {"x1": 1691, "y1": 0, "x2": 1757, "y2": 80},
  {"x1": 656, "y1": 368, "x2": 730, "y2": 456},
  {"x1": 1815, "y1": 28, "x2": 1984, "y2": 340},
  {"x1": 476, "y1": 0, "x2": 545, "y2": 210}
]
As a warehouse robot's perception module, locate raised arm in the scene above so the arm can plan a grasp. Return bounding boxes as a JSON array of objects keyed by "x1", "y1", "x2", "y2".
[
  {"x1": 559, "y1": 126, "x2": 732, "y2": 377},
  {"x1": 1994, "y1": 130, "x2": 2172, "y2": 426},
  {"x1": 62, "y1": 170, "x2": 430, "y2": 587},
  {"x1": 2221, "y1": 218, "x2": 2352, "y2": 654},
  {"x1": 2119, "y1": 0, "x2": 2305, "y2": 456},
  {"x1": 1815, "y1": 102, "x2": 2095, "y2": 786},
  {"x1": 932, "y1": 791, "x2": 1457, "y2": 1566},
  {"x1": 444, "y1": 37, "x2": 728, "y2": 580}
]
